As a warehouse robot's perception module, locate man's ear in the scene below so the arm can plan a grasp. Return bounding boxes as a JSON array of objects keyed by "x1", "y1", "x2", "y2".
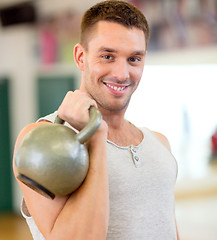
[{"x1": 74, "y1": 43, "x2": 85, "y2": 71}]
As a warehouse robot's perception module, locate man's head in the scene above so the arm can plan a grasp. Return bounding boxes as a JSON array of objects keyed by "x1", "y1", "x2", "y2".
[
  {"x1": 75, "y1": 1, "x2": 149, "y2": 113},
  {"x1": 80, "y1": 0, "x2": 150, "y2": 50}
]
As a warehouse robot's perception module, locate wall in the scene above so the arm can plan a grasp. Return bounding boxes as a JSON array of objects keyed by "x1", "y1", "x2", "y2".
[
  {"x1": 0, "y1": 24, "x2": 82, "y2": 212},
  {"x1": 146, "y1": 45, "x2": 217, "y2": 65},
  {"x1": 0, "y1": 26, "x2": 37, "y2": 212}
]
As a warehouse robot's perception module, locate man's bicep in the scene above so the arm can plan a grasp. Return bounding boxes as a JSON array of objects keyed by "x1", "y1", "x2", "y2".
[{"x1": 20, "y1": 182, "x2": 68, "y2": 238}]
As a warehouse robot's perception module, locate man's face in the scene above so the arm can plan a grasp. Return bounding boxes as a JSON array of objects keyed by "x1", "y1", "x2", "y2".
[{"x1": 80, "y1": 21, "x2": 146, "y2": 113}]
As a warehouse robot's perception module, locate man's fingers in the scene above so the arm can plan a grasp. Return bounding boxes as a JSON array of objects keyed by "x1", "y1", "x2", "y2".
[{"x1": 58, "y1": 90, "x2": 97, "y2": 130}]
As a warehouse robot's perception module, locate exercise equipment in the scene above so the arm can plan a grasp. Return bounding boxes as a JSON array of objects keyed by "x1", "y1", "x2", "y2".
[{"x1": 15, "y1": 107, "x2": 102, "y2": 199}]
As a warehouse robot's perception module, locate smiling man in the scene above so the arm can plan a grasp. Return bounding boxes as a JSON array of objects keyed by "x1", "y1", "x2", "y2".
[
  {"x1": 78, "y1": 20, "x2": 146, "y2": 112},
  {"x1": 13, "y1": 1, "x2": 179, "y2": 239}
]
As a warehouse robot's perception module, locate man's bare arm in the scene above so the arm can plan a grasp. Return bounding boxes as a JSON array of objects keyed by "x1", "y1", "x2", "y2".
[{"x1": 13, "y1": 119, "x2": 109, "y2": 240}]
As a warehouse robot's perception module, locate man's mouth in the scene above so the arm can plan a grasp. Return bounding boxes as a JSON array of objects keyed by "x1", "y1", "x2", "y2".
[{"x1": 105, "y1": 83, "x2": 127, "y2": 91}]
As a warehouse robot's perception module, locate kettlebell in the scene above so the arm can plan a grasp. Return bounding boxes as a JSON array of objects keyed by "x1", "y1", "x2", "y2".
[{"x1": 15, "y1": 107, "x2": 102, "y2": 199}]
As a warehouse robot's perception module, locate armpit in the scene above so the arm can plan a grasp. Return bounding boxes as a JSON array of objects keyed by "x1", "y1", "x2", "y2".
[{"x1": 22, "y1": 199, "x2": 31, "y2": 217}]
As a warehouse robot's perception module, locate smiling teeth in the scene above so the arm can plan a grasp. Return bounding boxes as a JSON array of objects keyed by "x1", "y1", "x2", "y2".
[{"x1": 106, "y1": 83, "x2": 125, "y2": 91}]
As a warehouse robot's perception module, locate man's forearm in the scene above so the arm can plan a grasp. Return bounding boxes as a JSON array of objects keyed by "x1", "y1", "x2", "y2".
[{"x1": 47, "y1": 124, "x2": 109, "y2": 240}]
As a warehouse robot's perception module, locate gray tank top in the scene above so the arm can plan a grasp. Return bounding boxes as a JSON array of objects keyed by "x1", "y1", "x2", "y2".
[{"x1": 21, "y1": 111, "x2": 178, "y2": 240}]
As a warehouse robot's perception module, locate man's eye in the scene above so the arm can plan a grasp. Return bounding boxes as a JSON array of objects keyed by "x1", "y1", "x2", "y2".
[
  {"x1": 128, "y1": 57, "x2": 140, "y2": 62},
  {"x1": 102, "y1": 55, "x2": 112, "y2": 60}
]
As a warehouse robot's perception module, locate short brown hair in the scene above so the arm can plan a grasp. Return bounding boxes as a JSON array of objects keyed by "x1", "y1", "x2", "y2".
[{"x1": 80, "y1": 0, "x2": 150, "y2": 50}]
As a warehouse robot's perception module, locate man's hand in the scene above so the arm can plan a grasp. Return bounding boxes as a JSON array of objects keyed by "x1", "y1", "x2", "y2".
[{"x1": 58, "y1": 90, "x2": 97, "y2": 131}]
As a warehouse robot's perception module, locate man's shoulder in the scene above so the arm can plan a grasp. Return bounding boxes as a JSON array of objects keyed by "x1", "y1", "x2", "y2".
[
  {"x1": 37, "y1": 111, "x2": 58, "y2": 123},
  {"x1": 151, "y1": 131, "x2": 171, "y2": 152}
]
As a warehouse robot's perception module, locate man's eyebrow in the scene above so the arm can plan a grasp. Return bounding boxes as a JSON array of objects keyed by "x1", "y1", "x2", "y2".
[
  {"x1": 98, "y1": 47, "x2": 146, "y2": 56},
  {"x1": 131, "y1": 50, "x2": 146, "y2": 56},
  {"x1": 98, "y1": 47, "x2": 117, "y2": 53}
]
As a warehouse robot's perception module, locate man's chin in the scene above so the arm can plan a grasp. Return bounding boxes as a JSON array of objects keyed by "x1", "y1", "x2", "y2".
[{"x1": 97, "y1": 99, "x2": 131, "y2": 113}]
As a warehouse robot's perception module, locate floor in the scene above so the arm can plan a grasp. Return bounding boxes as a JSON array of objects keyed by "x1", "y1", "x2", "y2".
[
  {"x1": 175, "y1": 160, "x2": 217, "y2": 240},
  {"x1": 176, "y1": 195, "x2": 217, "y2": 240},
  {"x1": 0, "y1": 212, "x2": 32, "y2": 240}
]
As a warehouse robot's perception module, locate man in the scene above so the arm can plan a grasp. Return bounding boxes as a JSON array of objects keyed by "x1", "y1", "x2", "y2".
[{"x1": 13, "y1": 1, "x2": 179, "y2": 239}]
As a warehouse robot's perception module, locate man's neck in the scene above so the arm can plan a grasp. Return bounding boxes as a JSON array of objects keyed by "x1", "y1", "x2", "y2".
[
  {"x1": 98, "y1": 107, "x2": 143, "y2": 147},
  {"x1": 97, "y1": 103, "x2": 127, "y2": 129}
]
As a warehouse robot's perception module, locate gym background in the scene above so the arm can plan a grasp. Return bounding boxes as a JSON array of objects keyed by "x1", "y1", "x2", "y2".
[{"x1": 0, "y1": 0, "x2": 216, "y2": 239}]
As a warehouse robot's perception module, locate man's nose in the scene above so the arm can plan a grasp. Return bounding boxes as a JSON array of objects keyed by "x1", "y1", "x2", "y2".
[{"x1": 111, "y1": 59, "x2": 130, "y2": 82}]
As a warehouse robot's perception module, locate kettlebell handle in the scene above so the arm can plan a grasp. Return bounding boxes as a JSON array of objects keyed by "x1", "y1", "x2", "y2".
[{"x1": 54, "y1": 106, "x2": 102, "y2": 144}]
